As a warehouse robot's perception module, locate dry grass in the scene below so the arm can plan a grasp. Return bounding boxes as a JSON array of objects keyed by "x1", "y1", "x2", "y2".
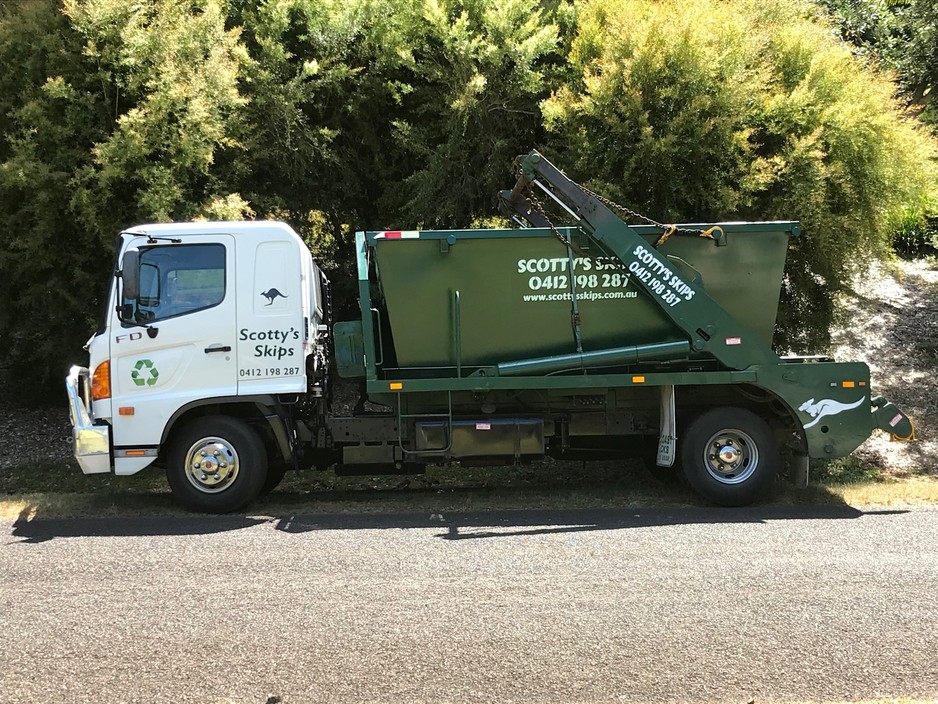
[
  {"x1": 792, "y1": 700, "x2": 938, "y2": 704},
  {"x1": 829, "y1": 475, "x2": 938, "y2": 506}
]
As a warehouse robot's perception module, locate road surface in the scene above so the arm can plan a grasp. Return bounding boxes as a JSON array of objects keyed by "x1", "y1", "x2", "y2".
[{"x1": 2, "y1": 504, "x2": 937, "y2": 703}]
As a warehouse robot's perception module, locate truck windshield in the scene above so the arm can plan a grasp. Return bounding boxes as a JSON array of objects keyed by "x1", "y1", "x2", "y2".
[{"x1": 128, "y1": 244, "x2": 226, "y2": 324}]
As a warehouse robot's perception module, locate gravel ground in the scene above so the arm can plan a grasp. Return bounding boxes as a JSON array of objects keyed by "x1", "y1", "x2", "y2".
[
  {"x1": 1, "y1": 257, "x2": 935, "y2": 476},
  {"x1": 0, "y1": 404, "x2": 72, "y2": 471}
]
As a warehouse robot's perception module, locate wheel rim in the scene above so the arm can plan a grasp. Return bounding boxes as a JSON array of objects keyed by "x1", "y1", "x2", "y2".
[
  {"x1": 702, "y1": 427, "x2": 759, "y2": 485},
  {"x1": 183, "y1": 436, "x2": 240, "y2": 494}
]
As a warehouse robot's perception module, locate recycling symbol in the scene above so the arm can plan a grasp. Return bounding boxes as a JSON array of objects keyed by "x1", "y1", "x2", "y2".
[{"x1": 131, "y1": 359, "x2": 159, "y2": 387}]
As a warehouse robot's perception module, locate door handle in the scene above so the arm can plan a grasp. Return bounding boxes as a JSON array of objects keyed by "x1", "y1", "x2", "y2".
[{"x1": 204, "y1": 345, "x2": 231, "y2": 354}]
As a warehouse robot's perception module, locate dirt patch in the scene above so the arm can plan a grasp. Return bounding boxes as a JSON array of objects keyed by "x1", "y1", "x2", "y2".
[{"x1": 831, "y1": 257, "x2": 938, "y2": 476}]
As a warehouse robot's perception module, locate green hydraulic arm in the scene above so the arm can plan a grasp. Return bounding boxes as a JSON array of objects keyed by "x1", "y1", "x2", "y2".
[{"x1": 499, "y1": 150, "x2": 780, "y2": 370}]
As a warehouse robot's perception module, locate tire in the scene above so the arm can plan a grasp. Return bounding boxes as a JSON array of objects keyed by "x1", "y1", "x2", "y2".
[
  {"x1": 166, "y1": 415, "x2": 269, "y2": 513},
  {"x1": 261, "y1": 463, "x2": 288, "y2": 495},
  {"x1": 680, "y1": 407, "x2": 778, "y2": 506}
]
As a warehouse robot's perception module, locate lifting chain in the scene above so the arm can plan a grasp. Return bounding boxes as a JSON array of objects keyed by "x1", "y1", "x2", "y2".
[
  {"x1": 526, "y1": 192, "x2": 589, "y2": 256},
  {"x1": 524, "y1": 184, "x2": 587, "y2": 356},
  {"x1": 574, "y1": 183, "x2": 724, "y2": 248}
]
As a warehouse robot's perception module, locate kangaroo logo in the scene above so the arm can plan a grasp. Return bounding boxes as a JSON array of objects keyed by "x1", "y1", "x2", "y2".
[
  {"x1": 260, "y1": 288, "x2": 288, "y2": 306},
  {"x1": 799, "y1": 397, "x2": 865, "y2": 429}
]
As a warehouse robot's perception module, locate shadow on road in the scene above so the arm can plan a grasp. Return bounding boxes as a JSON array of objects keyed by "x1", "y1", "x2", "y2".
[
  {"x1": 7, "y1": 509, "x2": 269, "y2": 543},
  {"x1": 272, "y1": 504, "x2": 908, "y2": 540},
  {"x1": 7, "y1": 500, "x2": 908, "y2": 544}
]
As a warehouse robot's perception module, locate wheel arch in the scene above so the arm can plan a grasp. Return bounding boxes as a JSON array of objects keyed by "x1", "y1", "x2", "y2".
[
  {"x1": 676, "y1": 382, "x2": 806, "y2": 453},
  {"x1": 160, "y1": 396, "x2": 293, "y2": 465}
]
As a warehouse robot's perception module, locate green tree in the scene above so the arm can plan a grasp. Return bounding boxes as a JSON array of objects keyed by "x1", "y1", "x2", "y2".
[
  {"x1": 391, "y1": 0, "x2": 565, "y2": 228},
  {"x1": 819, "y1": 0, "x2": 938, "y2": 125},
  {"x1": 0, "y1": 0, "x2": 112, "y2": 397},
  {"x1": 0, "y1": 0, "x2": 248, "y2": 397},
  {"x1": 1, "y1": 0, "x2": 936, "y2": 396},
  {"x1": 227, "y1": 0, "x2": 564, "y2": 314},
  {"x1": 65, "y1": 0, "x2": 249, "y2": 223},
  {"x1": 817, "y1": 0, "x2": 938, "y2": 254},
  {"x1": 541, "y1": 0, "x2": 938, "y2": 352}
]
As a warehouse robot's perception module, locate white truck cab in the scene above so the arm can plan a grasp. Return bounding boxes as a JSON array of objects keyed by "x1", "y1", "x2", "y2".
[{"x1": 67, "y1": 221, "x2": 327, "y2": 510}]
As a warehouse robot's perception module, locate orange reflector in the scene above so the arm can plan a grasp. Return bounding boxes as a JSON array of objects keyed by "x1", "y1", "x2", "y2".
[
  {"x1": 125, "y1": 450, "x2": 146, "y2": 457},
  {"x1": 389, "y1": 382, "x2": 403, "y2": 390},
  {"x1": 118, "y1": 407, "x2": 135, "y2": 416},
  {"x1": 859, "y1": 381, "x2": 867, "y2": 387},
  {"x1": 842, "y1": 381, "x2": 855, "y2": 388},
  {"x1": 632, "y1": 376, "x2": 645, "y2": 384},
  {"x1": 91, "y1": 360, "x2": 111, "y2": 401}
]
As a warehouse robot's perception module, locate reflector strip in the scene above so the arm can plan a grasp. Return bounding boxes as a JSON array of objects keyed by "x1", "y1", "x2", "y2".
[
  {"x1": 125, "y1": 450, "x2": 146, "y2": 457},
  {"x1": 389, "y1": 382, "x2": 403, "y2": 390},
  {"x1": 375, "y1": 231, "x2": 419, "y2": 239},
  {"x1": 632, "y1": 376, "x2": 645, "y2": 384},
  {"x1": 118, "y1": 407, "x2": 135, "y2": 416},
  {"x1": 842, "y1": 381, "x2": 856, "y2": 388}
]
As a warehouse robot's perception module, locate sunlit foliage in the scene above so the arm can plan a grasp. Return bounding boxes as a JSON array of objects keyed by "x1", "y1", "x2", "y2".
[
  {"x1": 0, "y1": 0, "x2": 935, "y2": 395},
  {"x1": 542, "y1": 0, "x2": 938, "y2": 350}
]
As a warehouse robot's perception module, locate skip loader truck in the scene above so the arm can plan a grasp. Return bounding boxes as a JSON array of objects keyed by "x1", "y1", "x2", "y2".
[{"x1": 66, "y1": 151, "x2": 914, "y2": 512}]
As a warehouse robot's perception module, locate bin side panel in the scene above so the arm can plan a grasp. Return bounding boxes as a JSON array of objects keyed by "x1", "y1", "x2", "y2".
[
  {"x1": 659, "y1": 230, "x2": 790, "y2": 345},
  {"x1": 373, "y1": 229, "x2": 790, "y2": 369}
]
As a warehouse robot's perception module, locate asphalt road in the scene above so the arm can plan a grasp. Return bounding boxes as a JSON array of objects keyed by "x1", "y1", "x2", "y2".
[{"x1": 2, "y1": 504, "x2": 937, "y2": 704}]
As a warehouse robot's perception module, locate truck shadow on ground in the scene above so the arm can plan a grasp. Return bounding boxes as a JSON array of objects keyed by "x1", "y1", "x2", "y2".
[
  {"x1": 6, "y1": 484, "x2": 908, "y2": 544},
  {"x1": 270, "y1": 504, "x2": 908, "y2": 540}
]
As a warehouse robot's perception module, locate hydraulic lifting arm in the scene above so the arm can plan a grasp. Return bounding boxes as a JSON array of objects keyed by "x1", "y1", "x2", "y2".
[{"x1": 499, "y1": 150, "x2": 780, "y2": 370}]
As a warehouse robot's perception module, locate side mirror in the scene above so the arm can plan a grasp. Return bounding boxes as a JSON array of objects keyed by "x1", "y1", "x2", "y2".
[{"x1": 121, "y1": 249, "x2": 140, "y2": 301}]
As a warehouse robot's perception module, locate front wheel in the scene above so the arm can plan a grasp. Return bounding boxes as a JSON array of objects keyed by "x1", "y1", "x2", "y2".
[
  {"x1": 680, "y1": 407, "x2": 778, "y2": 506},
  {"x1": 167, "y1": 416, "x2": 268, "y2": 513},
  {"x1": 261, "y1": 463, "x2": 288, "y2": 495}
]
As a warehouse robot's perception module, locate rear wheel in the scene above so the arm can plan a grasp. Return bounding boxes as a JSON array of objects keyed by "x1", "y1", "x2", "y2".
[
  {"x1": 680, "y1": 407, "x2": 777, "y2": 506},
  {"x1": 167, "y1": 416, "x2": 268, "y2": 513}
]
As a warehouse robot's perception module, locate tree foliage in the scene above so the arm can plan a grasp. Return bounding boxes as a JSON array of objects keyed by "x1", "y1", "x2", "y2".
[
  {"x1": 819, "y1": 0, "x2": 938, "y2": 124},
  {"x1": 0, "y1": 0, "x2": 112, "y2": 395},
  {"x1": 0, "y1": 0, "x2": 935, "y2": 397},
  {"x1": 817, "y1": 0, "x2": 938, "y2": 255},
  {"x1": 542, "y1": 0, "x2": 938, "y2": 351}
]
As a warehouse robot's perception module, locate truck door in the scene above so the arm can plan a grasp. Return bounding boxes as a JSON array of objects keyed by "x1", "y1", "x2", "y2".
[{"x1": 110, "y1": 235, "x2": 237, "y2": 453}]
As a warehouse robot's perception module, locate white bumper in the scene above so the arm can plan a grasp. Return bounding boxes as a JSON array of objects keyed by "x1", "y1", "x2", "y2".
[{"x1": 66, "y1": 365, "x2": 111, "y2": 474}]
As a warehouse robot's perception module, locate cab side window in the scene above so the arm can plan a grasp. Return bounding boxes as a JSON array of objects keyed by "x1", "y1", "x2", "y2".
[{"x1": 133, "y1": 244, "x2": 226, "y2": 323}]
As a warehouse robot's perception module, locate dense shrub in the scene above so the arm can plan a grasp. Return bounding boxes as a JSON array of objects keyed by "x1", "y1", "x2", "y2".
[
  {"x1": 541, "y1": 0, "x2": 938, "y2": 351},
  {"x1": 819, "y1": 0, "x2": 938, "y2": 127},
  {"x1": 0, "y1": 0, "x2": 935, "y2": 397}
]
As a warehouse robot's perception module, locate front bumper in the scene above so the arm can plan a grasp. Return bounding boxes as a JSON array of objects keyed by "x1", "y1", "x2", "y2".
[{"x1": 66, "y1": 365, "x2": 111, "y2": 474}]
